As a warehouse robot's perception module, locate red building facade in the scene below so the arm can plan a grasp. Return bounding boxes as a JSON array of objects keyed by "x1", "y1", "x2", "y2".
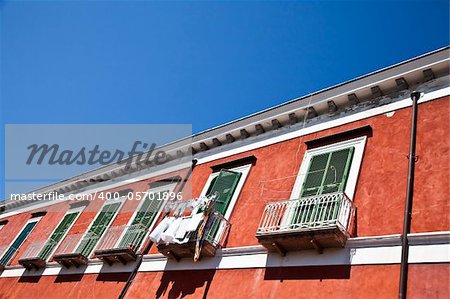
[{"x1": 0, "y1": 48, "x2": 448, "y2": 298}]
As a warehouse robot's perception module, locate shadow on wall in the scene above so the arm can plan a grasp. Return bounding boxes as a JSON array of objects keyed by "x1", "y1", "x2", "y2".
[
  {"x1": 18, "y1": 275, "x2": 42, "y2": 283},
  {"x1": 156, "y1": 269, "x2": 216, "y2": 299},
  {"x1": 264, "y1": 265, "x2": 351, "y2": 281}
]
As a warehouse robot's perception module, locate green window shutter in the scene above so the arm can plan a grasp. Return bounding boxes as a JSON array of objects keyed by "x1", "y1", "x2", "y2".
[
  {"x1": 77, "y1": 202, "x2": 121, "y2": 257},
  {"x1": 322, "y1": 147, "x2": 354, "y2": 194},
  {"x1": 205, "y1": 177, "x2": 218, "y2": 196},
  {"x1": 0, "y1": 221, "x2": 38, "y2": 265},
  {"x1": 207, "y1": 170, "x2": 242, "y2": 215},
  {"x1": 300, "y1": 147, "x2": 354, "y2": 197},
  {"x1": 118, "y1": 190, "x2": 167, "y2": 249},
  {"x1": 301, "y1": 153, "x2": 330, "y2": 197},
  {"x1": 131, "y1": 190, "x2": 166, "y2": 227},
  {"x1": 39, "y1": 211, "x2": 79, "y2": 260},
  {"x1": 294, "y1": 147, "x2": 355, "y2": 226}
]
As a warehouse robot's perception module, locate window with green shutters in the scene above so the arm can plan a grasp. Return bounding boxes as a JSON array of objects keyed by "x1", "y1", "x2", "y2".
[
  {"x1": 38, "y1": 211, "x2": 80, "y2": 261},
  {"x1": 76, "y1": 201, "x2": 121, "y2": 257},
  {"x1": 300, "y1": 147, "x2": 355, "y2": 198},
  {"x1": 204, "y1": 169, "x2": 242, "y2": 240},
  {"x1": 117, "y1": 190, "x2": 167, "y2": 249},
  {"x1": 292, "y1": 147, "x2": 355, "y2": 226},
  {"x1": 206, "y1": 169, "x2": 242, "y2": 215},
  {"x1": 0, "y1": 220, "x2": 38, "y2": 266}
]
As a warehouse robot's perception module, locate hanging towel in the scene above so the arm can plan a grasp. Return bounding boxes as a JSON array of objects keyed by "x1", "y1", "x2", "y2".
[
  {"x1": 149, "y1": 217, "x2": 174, "y2": 243},
  {"x1": 186, "y1": 212, "x2": 204, "y2": 232},
  {"x1": 161, "y1": 217, "x2": 183, "y2": 244},
  {"x1": 175, "y1": 217, "x2": 191, "y2": 239}
]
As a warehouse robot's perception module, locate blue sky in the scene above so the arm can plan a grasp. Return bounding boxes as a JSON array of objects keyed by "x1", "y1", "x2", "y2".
[{"x1": 1, "y1": 0, "x2": 449, "y2": 198}]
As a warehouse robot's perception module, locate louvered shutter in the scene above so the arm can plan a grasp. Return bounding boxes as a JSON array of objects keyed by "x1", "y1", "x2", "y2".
[
  {"x1": 118, "y1": 190, "x2": 167, "y2": 249},
  {"x1": 300, "y1": 147, "x2": 354, "y2": 197},
  {"x1": 77, "y1": 202, "x2": 121, "y2": 256},
  {"x1": 294, "y1": 147, "x2": 355, "y2": 226},
  {"x1": 301, "y1": 153, "x2": 330, "y2": 197},
  {"x1": 39, "y1": 211, "x2": 79, "y2": 260},
  {"x1": 207, "y1": 170, "x2": 242, "y2": 215},
  {"x1": 322, "y1": 148, "x2": 354, "y2": 194},
  {"x1": 0, "y1": 221, "x2": 38, "y2": 265}
]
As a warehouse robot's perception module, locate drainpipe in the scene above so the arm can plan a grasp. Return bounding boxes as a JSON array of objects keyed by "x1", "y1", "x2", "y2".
[
  {"x1": 398, "y1": 91, "x2": 421, "y2": 299},
  {"x1": 118, "y1": 159, "x2": 198, "y2": 299}
]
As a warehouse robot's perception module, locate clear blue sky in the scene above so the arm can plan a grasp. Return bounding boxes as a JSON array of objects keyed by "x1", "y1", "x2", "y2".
[{"x1": 1, "y1": 0, "x2": 449, "y2": 198}]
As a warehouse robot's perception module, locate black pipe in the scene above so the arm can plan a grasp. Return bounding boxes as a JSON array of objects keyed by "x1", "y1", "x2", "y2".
[
  {"x1": 398, "y1": 91, "x2": 420, "y2": 299},
  {"x1": 117, "y1": 158, "x2": 198, "y2": 299}
]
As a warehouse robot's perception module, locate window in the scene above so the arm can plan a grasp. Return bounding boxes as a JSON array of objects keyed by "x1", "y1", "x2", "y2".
[
  {"x1": 200, "y1": 164, "x2": 252, "y2": 219},
  {"x1": 300, "y1": 147, "x2": 354, "y2": 197},
  {"x1": 0, "y1": 218, "x2": 40, "y2": 266},
  {"x1": 206, "y1": 170, "x2": 242, "y2": 215},
  {"x1": 116, "y1": 183, "x2": 177, "y2": 250},
  {"x1": 287, "y1": 137, "x2": 366, "y2": 227},
  {"x1": 39, "y1": 207, "x2": 83, "y2": 261},
  {"x1": 76, "y1": 200, "x2": 123, "y2": 257},
  {"x1": 291, "y1": 136, "x2": 367, "y2": 201}
]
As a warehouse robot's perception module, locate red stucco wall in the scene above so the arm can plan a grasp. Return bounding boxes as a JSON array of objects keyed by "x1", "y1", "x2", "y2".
[
  {"x1": 0, "y1": 272, "x2": 128, "y2": 299},
  {"x1": 0, "y1": 264, "x2": 447, "y2": 299},
  {"x1": 0, "y1": 97, "x2": 448, "y2": 299},
  {"x1": 175, "y1": 96, "x2": 450, "y2": 248},
  {"x1": 124, "y1": 264, "x2": 449, "y2": 299}
]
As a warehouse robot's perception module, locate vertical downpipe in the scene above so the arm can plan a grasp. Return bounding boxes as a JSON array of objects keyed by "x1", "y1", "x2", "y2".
[{"x1": 398, "y1": 91, "x2": 421, "y2": 299}]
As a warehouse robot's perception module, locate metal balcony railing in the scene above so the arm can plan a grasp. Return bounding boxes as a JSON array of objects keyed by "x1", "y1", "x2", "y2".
[
  {"x1": 0, "y1": 245, "x2": 21, "y2": 267},
  {"x1": 53, "y1": 232, "x2": 98, "y2": 258},
  {"x1": 200, "y1": 211, "x2": 231, "y2": 248},
  {"x1": 19, "y1": 239, "x2": 57, "y2": 261},
  {"x1": 95, "y1": 224, "x2": 148, "y2": 252},
  {"x1": 52, "y1": 232, "x2": 101, "y2": 267},
  {"x1": 156, "y1": 203, "x2": 231, "y2": 260},
  {"x1": 18, "y1": 239, "x2": 58, "y2": 270},
  {"x1": 257, "y1": 192, "x2": 355, "y2": 236}
]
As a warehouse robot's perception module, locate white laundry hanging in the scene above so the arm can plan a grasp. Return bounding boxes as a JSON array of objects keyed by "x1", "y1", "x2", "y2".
[
  {"x1": 161, "y1": 217, "x2": 183, "y2": 244},
  {"x1": 149, "y1": 216, "x2": 174, "y2": 243},
  {"x1": 185, "y1": 212, "x2": 204, "y2": 232},
  {"x1": 175, "y1": 217, "x2": 191, "y2": 239}
]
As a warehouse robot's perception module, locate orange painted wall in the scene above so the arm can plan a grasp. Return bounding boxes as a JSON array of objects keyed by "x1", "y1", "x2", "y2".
[
  {"x1": 124, "y1": 264, "x2": 449, "y2": 299},
  {"x1": 0, "y1": 273, "x2": 128, "y2": 299},
  {"x1": 0, "y1": 264, "x2": 447, "y2": 299},
  {"x1": 177, "y1": 96, "x2": 450, "y2": 248},
  {"x1": 1, "y1": 97, "x2": 448, "y2": 256},
  {"x1": 0, "y1": 97, "x2": 448, "y2": 299}
]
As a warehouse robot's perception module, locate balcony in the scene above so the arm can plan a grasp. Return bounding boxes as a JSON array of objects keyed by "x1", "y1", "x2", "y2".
[
  {"x1": 53, "y1": 232, "x2": 98, "y2": 268},
  {"x1": 156, "y1": 211, "x2": 230, "y2": 261},
  {"x1": 256, "y1": 192, "x2": 355, "y2": 254},
  {"x1": 94, "y1": 224, "x2": 147, "y2": 265},
  {"x1": 18, "y1": 239, "x2": 57, "y2": 270}
]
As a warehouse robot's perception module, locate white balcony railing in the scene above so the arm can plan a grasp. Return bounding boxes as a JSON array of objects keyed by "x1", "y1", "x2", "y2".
[
  {"x1": 53, "y1": 232, "x2": 99, "y2": 258},
  {"x1": 257, "y1": 192, "x2": 355, "y2": 236},
  {"x1": 95, "y1": 224, "x2": 148, "y2": 252},
  {"x1": 202, "y1": 211, "x2": 231, "y2": 248},
  {"x1": 19, "y1": 239, "x2": 57, "y2": 261}
]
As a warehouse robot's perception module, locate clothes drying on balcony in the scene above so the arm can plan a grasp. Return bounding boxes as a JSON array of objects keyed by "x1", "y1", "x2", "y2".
[
  {"x1": 150, "y1": 197, "x2": 212, "y2": 245},
  {"x1": 149, "y1": 217, "x2": 174, "y2": 243},
  {"x1": 186, "y1": 212, "x2": 204, "y2": 232},
  {"x1": 161, "y1": 217, "x2": 183, "y2": 243}
]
